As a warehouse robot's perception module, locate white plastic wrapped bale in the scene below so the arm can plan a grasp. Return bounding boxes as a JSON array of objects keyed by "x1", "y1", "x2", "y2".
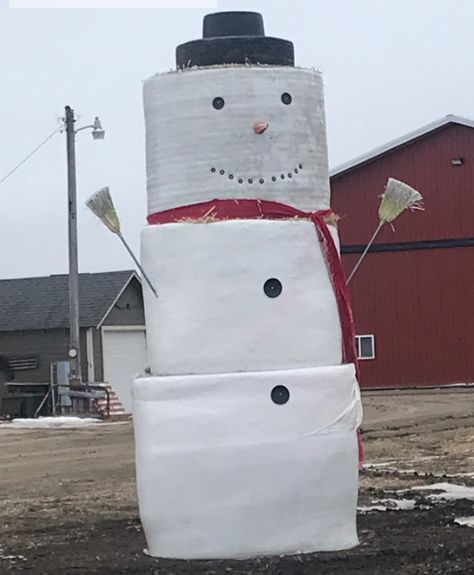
[
  {"x1": 132, "y1": 363, "x2": 362, "y2": 559},
  {"x1": 141, "y1": 218, "x2": 342, "y2": 376},
  {"x1": 143, "y1": 66, "x2": 330, "y2": 214}
]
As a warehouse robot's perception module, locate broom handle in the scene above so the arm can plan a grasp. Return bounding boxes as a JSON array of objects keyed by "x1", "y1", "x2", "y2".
[
  {"x1": 117, "y1": 233, "x2": 158, "y2": 298},
  {"x1": 347, "y1": 221, "x2": 384, "y2": 284}
]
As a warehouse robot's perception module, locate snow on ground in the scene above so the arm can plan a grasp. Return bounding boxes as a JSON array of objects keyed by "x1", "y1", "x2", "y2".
[
  {"x1": 446, "y1": 472, "x2": 474, "y2": 478},
  {"x1": 4, "y1": 417, "x2": 101, "y2": 429},
  {"x1": 0, "y1": 547, "x2": 27, "y2": 562},
  {"x1": 358, "y1": 498, "x2": 417, "y2": 513},
  {"x1": 454, "y1": 516, "x2": 474, "y2": 527},
  {"x1": 411, "y1": 483, "x2": 474, "y2": 501},
  {"x1": 358, "y1": 481, "x2": 474, "y2": 514},
  {"x1": 358, "y1": 504, "x2": 389, "y2": 513}
]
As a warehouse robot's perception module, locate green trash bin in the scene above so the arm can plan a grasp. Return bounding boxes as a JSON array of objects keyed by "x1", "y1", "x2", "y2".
[{"x1": 21, "y1": 393, "x2": 47, "y2": 418}]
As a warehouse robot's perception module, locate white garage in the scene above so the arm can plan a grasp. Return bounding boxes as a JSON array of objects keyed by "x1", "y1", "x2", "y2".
[{"x1": 102, "y1": 326, "x2": 147, "y2": 413}]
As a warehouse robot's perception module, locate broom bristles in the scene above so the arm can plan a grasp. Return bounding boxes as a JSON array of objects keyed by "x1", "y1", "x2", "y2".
[
  {"x1": 86, "y1": 187, "x2": 121, "y2": 234},
  {"x1": 378, "y1": 178, "x2": 423, "y2": 223}
]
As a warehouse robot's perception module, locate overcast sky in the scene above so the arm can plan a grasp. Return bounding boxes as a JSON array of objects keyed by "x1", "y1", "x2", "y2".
[{"x1": 1, "y1": 0, "x2": 473, "y2": 278}]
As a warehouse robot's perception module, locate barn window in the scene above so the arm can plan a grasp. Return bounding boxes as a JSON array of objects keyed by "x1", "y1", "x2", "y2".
[{"x1": 356, "y1": 335, "x2": 375, "y2": 360}]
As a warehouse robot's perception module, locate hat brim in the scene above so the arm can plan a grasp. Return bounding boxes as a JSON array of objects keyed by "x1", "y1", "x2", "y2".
[{"x1": 176, "y1": 36, "x2": 295, "y2": 69}]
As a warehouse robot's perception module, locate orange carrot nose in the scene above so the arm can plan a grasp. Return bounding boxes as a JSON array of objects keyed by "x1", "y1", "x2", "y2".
[{"x1": 253, "y1": 121, "x2": 269, "y2": 134}]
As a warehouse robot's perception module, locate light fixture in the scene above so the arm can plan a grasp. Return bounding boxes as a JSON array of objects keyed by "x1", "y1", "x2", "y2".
[
  {"x1": 451, "y1": 157, "x2": 464, "y2": 166},
  {"x1": 92, "y1": 116, "x2": 105, "y2": 140}
]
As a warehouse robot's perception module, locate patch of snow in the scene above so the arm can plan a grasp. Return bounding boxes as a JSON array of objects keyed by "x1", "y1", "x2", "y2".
[
  {"x1": 0, "y1": 549, "x2": 27, "y2": 562},
  {"x1": 411, "y1": 483, "x2": 474, "y2": 501},
  {"x1": 358, "y1": 504, "x2": 389, "y2": 513},
  {"x1": 358, "y1": 498, "x2": 416, "y2": 513},
  {"x1": 376, "y1": 498, "x2": 417, "y2": 510},
  {"x1": 446, "y1": 472, "x2": 474, "y2": 479},
  {"x1": 454, "y1": 516, "x2": 474, "y2": 527},
  {"x1": 7, "y1": 416, "x2": 101, "y2": 429}
]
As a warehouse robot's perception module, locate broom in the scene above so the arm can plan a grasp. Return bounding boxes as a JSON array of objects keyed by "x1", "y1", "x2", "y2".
[
  {"x1": 86, "y1": 187, "x2": 158, "y2": 297},
  {"x1": 347, "y1": 178, "x2": 423, "y2": 284}
]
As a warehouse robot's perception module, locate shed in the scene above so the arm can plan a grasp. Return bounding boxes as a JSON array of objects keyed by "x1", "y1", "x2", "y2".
[{"x1": 0, "y1": 270, "x2": 145, "y2": 411}]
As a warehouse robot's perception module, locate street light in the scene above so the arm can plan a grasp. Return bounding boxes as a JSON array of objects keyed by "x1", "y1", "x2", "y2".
[
  {"x1": 92, "y1": 117, "x2": 105, "y2": 140},
  {"x1": 64, "y1": 106, "x2": 105, "y2": 385}
]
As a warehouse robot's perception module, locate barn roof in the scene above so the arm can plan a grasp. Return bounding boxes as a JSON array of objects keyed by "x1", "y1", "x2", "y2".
[
  {"x1": 0, "y1": 270, "x2": 139, "y2": 332},
  {"x1": 330, "y1": 115, "x2": 474, "y2": 179}
]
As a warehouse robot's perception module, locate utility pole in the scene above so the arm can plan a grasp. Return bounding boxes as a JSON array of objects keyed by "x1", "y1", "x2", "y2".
[
  {"x1": 65, "y1": 105, "x2": 81, "y2": 384},
  {"x1": 64, "y1": 106, "x2": 104, "y2": 387}
]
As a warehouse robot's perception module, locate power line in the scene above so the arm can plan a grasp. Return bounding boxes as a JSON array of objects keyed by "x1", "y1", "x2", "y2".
[{"x1": 0, "y1": 126, "x2": 62, "y2": 187}]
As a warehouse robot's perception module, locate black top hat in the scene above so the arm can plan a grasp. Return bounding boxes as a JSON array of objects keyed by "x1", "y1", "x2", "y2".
[{"x1": 176, "y1": 11, "x2": 294, "y2": 69}]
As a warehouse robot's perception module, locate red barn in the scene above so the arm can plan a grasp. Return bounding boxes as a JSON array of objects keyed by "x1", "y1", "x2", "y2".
[{"x1": 330, "y1": 115, "x2": 474, "y2": 388}]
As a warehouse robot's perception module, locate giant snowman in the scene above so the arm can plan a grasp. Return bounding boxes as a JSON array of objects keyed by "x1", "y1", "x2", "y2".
[{"x1": 132, "y1": 11, "x2": 362, "y2": 559}]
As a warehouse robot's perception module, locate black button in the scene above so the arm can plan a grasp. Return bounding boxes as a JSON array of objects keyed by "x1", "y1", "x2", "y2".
[
  {"x1": 263, "y1": 278, "x2": 282, "y2": 298},
  {"x1": 271, "y1": 385, "x2": 290, "y2": 405},
  {"x1": 212, "y1": 97, "x2": 225, "y2": 110},
  {"x1": 281, "y1": 92, "x2": 292, "y2": 105}
]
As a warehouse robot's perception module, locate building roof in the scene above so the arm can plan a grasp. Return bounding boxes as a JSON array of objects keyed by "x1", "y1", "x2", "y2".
[
  {"x1": 0, "y1": 270, "x2": 138, "y2": 332},
  {"x1": 330, "y1": 115, "x2": 474, "y2": 179}
]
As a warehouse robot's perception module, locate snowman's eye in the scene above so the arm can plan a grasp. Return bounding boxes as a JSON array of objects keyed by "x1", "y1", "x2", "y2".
[
  {"x1": 212, "y1": 97, "x2": 225, "y2": 110},
  {"x1": 281, "y1": 92, "x2": 292, "y2": 105}
]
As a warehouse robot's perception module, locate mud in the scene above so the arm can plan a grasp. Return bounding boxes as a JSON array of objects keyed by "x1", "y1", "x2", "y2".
[{"x1": 1, "y1": 390, "x2": 473, "y2": 574}]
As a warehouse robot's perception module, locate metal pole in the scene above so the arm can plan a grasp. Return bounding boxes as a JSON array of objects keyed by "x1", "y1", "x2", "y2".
[
  {"x1": 50, "y1": 363, "x2": 56, "y2": 416},
  {"x1": 65, "y1": 106, "x2": 81, "y2": 384},
  {"x1": 346, "y1": 221, "x2": 385, "y2": 284},
  {"x1": 117, "y1": 232, "x2": 158, "y2": 298}
]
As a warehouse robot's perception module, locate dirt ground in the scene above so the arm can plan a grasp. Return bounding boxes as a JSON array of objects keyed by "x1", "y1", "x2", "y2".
[{"x1": 1, "y1": 389, "x2": 473, "y2": 575}]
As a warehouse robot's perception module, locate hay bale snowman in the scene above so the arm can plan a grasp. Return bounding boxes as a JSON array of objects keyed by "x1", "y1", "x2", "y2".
[{"x1": 133, "y1": 11, "x2": 362, "y2": 560}]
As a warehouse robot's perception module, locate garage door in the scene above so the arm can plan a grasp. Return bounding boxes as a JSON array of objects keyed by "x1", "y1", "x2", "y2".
[{"x1": 102, "y1": 327, "x2": 147, "y2": 413}]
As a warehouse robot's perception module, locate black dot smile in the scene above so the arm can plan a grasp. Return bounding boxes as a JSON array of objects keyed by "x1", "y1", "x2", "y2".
[{"x1": 210, "y1": 164, "x2": 303, "y2": 183}]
